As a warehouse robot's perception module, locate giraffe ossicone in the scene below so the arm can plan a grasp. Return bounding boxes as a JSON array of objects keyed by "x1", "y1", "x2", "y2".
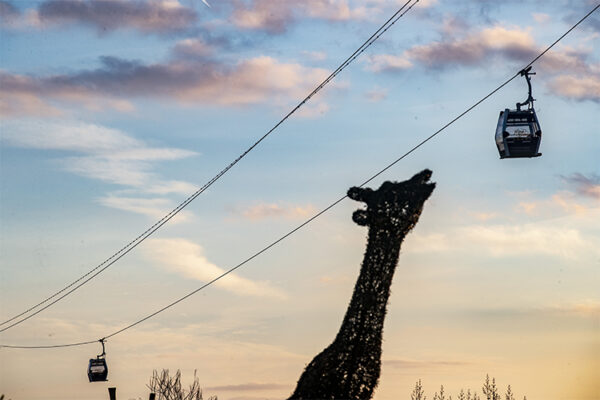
[{"x1": 289, "y1": 169, "x2": 435, "y2": 400}]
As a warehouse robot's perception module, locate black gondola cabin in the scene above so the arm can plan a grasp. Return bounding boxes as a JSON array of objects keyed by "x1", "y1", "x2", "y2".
[
  {"x1": 88, "y1": 339, "x2": 108, "y2": 382},
  {"x1": 495, "y1": 67, "x2": 542, "y2": 159},
  {"x1": 495, "y1": 108, "x2": 541, "y2": 158},
  {"x1": 88, "y1": 357, "x2": 108, "y2": 382}
]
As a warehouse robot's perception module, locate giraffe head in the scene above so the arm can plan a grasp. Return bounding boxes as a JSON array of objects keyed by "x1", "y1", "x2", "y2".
[{"x1": 347, "y1": 169, "x2": 435, "y2": 234}]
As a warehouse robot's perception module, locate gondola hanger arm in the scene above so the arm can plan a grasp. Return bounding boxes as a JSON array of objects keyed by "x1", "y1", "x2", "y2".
[
  {"x1": 517, "y1": 66, "x2": 536, "y2": 111},
  {"x1": 97, "y1": 338, "x2": 106, "y2": 359}
]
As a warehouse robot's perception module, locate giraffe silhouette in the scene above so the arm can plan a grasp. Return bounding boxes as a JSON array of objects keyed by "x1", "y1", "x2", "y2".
[{"x1": 289, "y1": 169, "x2": 435, "y2": 400}]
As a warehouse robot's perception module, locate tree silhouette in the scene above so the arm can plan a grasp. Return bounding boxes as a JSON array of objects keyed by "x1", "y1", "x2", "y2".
[
  {"x1": 505, "y1": 385, "x2": 515, "y2": 400},
  {"x1": 147, "y1": 369, "x2": 216, "y2": 400},
  {"x1": 411, "y1": 379, "x2": 427, "y2": 400},
  {"x1": 412, "y1": 376, "x2": 523, "y2": 400},
  {"x1": 482, "y1": 374, "x2": 500, "y2": 400},
  {"x1": 433, "y1": 385, "x2": 451, "y2": 400},
  {"x1": 457, "y1": 388, "x2": 480, "y2": 400}
]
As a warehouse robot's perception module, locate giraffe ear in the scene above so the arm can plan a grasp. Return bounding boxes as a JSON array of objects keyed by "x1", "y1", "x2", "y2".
[
  {"x1": 347, "y1": 187, "x2": 373, "y2": 203},
  {"x1": 352, "y1": 209, "x2": 369, "y2": 226}
]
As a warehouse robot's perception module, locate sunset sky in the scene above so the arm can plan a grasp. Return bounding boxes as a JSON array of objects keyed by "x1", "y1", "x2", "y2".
[{"x1": 1, "y1": 1, "x2": 599, "y2": 399}]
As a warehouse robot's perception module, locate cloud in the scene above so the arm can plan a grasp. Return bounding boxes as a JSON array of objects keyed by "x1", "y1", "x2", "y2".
[
  {"x1": 561, "y1": 173, "x2": 600, "y2": 199},
  {"x1": 1, "y1": 120, "x2": 199, "y2": 214},
  {"x1": 364, "y1": 87, "x2": 388, "y2": 102},
  {"x1": 1, "y1": 120, "x2": 197, "y2": 187},
  {"x1": 550, "y1": 192, "x2": 591, "y2": 215},
  {"x1": 295, "y1": 100, "x2": 330, "y2": 118},
  {"x1": 409, "y1": 25, "x2": 536, "y2": 69},
  {"x1": 0, "y1": 0, "x2": 19, "y2": 22},
  {"x1": 564, "y1": 0, "x2": 600, "y2": 33},
  {"x1": 300, "y1": 0, "x2": 369, "y2": 21},
  {"x1": 514, "y1": 183, "x2": 599, "y2": 217},
  {"x1": 365, "y1": 54, "x2": 413, "y2": 72},
  {"x1": 471, "y1": 212, "x2": 498, "y2": 222},
  {"x1": 230, "y1": 0, "x2": 293, "y2": 33},
  {"x1": 229, "y1": 0, "x2": 410, "y2": 33},
  {"x1": 145, "y1": 180, "x2": 199, "y2": 195},
  {"x1": 460, "y1": 224, "x2": 592, "y2": 258},
  {"x1": 384, "y1": 358, "x2": 471, "y2": 369},
  {"x1": 0, "y1": 68, "x2": 137, "y2": 116},
  {"x1": 144, "y1": 238, "x2": 287, "y2": 299},
  {"x1": 172, "y1": 38, "x2": 215, "y2": 59},
  {"x1": 232, "y1": 202, "x2": 317, "y2": 220},
  {"x1": 532, "y1": 12, "x2": 551, "y2": 24},
  {"x1": 205, "y1": 382, "x2": 289, "y2": 391},
  {"x1": 301, "y1": 50, "x2": 327, "y2": 62},
  {"x1": 468, "y1": 300, "x2": 600, "y2": 321},
  {"x1": 318, "y1": 274, "x2": 351, "y2": 286},
  {"x1": 0, "y1": 53, "x2": 331, "y2": 116},
  {"x1": 0, "y1": 91, "x2": 63, "y2": 117},
  {"x1": 366, "y1": 24, "x2": 600, "y2": 103},
  {"x1": 408, "y1": 221, "x2": 599, "y2": 259},
  {"x1": 97, "y1": 196, "x2": 192, "y2": 222},
  {"x1": 536, "y1": 45, "x2": 600, "y2": 102},
  {"x1": 1, "y1": 119, "x2": 142, "y2": 152},
  {"x1": 34, "y1": 0, "x2": 198, "y2": 34},
  {"x1": 0, "y1": 0, "x2": 436, "y2": 36},
  {"x1": 365, "y1": 25, "x2": 536, "y2": 71},
  {"x1": 547, "y1": 74, "x2": 600, "y2": 103},
  {"x1": 550, "y1": 299, "x2": 600, "y2": 318},
  {"x1": 414, "y1": 0, "x2": 437, "y2": 8},
  {"x1": 439, "y1": 15, "x2": 470, "y2": 36},
  {"x1": 516, "y1": 201, "x2": 539, "y2": 215}
]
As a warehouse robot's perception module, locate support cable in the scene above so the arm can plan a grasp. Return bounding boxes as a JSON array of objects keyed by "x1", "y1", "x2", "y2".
[
  {"x1": 1, "y1": 1, "x2": 598, "y2": 349},
  {"x1": 0, "y1": 0, "x2": 419, "y2": 332}
]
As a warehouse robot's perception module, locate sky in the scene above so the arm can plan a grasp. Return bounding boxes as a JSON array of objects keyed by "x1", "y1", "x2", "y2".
[{"x1": 0, "y1": 0, "x2": 599, "y2": 399}]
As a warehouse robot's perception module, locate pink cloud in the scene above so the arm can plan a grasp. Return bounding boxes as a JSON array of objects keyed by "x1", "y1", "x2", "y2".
[
  {"x1": 35, "y1": 0, "x2": 198, "y2": 34},
  {"x1": 0, "y1": 53, "x2": 330, "y2": 116},
  {"x1": 229, "y1": 0, "x2": 396, "y2": 33},
  {"x1": 367, "y1": 24, "x2": 600, "y2": 103},
  {"x1": 405, "y1": 26, "x2": 536, "y2": 69},
  {"x1": 366, "y1": 54, "x2": 413, "y2": 72},
  {"x1": 547, "y1": 74, "x2": 600, "y2": 103},
  {"x1": 231, "y1": 0, "x2": 293, "y2": 33},
  {"x1": 561, "y1": 173, "x2": 600, "y2": 199}
]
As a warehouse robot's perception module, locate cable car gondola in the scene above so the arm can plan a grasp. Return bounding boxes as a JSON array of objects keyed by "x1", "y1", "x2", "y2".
[
  {"x1": 495, "y1": 67, "x2": 542, "y2": 159},
  {"x1": 88, "y1": 339, "x2": 108, "y2": 382}
]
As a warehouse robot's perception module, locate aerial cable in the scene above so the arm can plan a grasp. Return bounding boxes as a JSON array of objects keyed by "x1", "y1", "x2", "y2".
[
  {"x1": 0, "y1": 340, "x2": 99, "y2": 349},
  {"x1": 0, "y1": 0, "x2": 420, "y2": 332},
  {"x1": 2, "y1": 1, "x2": 597, "y2": 349}
]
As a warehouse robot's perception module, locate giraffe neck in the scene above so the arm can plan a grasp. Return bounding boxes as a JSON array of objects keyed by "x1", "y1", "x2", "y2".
[{"x1": 334, "y1": 225, "x2": 404, "y2": 345}]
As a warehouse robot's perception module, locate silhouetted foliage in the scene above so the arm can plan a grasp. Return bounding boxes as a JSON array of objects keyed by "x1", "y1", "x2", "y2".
[
  {"x1": 505, "y1": 385, "x2": 515, "y2": 400},
  {"x1": 411, "y1": 379, "x2": 427, "y2": 400},
  {"x1": 412, "y1": 376, "x2": 524, "y2": 400},
  {"x1": 289, "y1": 171, "x2": 435, "y2": 400},
  {"x1": 457, "y1": 388, "x2": 480, "y2": 400},
  {"x1": 434, "y1": 385, "x2": 451, "y2": 400},
  {"x1": 147, "y1": 369, "x2": 216, "y2": 400},
  {"x1": 482, "y1": 374, "x2": 500, "y2": 400}
]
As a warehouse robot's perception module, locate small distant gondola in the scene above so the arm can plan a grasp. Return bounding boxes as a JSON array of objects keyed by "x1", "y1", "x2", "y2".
[
  {"x1": 88, "y1": 339, "x2": 108, "y2": 382},
  {"x1": 495, "y1": 67, "x2": 542, "y2": 159}
]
